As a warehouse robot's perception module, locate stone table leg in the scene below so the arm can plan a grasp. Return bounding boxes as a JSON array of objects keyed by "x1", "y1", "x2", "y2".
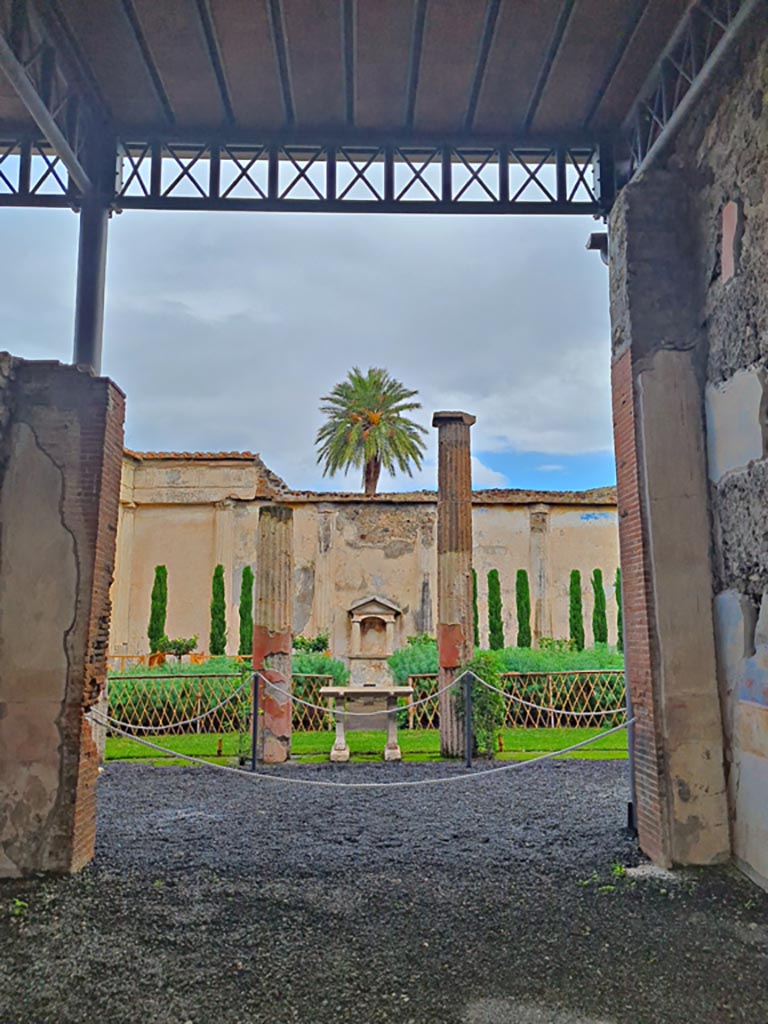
[
  {"x1": 384, "y1": 697, "x2": 402, "y2": 761},
  {"x1": 330, "y1": 703, "x2": 350, "y2": 762}
]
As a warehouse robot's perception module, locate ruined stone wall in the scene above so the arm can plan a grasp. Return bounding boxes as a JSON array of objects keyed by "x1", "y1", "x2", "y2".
[
  {"x1": 111, "y1": 458, "x2": 620, "y2": 664},
  {"x1": 607, "y1": 12, "x2": 768, "y2": 878},
  {"x1": 0, "y1": 358, "x2": 124, "y2": 876},
  {"x1": 673, "y1": 18, "x2": 768, "y2": 887}
]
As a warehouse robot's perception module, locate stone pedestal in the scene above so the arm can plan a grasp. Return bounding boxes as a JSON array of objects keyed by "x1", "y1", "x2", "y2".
[
  {"x1": 253, "y1": 505, "x2": 293, "y2": 764},
  {"x1": 432, "y1": 411, "x2": 475, "y2": 758},
  {"x1": 320, "y1": 686, "x2": 413, "y2": 762}
]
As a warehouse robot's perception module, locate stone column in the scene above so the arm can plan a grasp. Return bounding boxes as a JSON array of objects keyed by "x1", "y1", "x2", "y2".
[
  {"x1": 253, "y1": 505, "x2": 293, "y2": 764},
  {"x1": 111, "y1": 501, "x2": 136, "y2": 653},
  {"x1": 213, "y1": 498, "x2": 235, "y2": 654},
  {"x1": 528, "y1": 505, "x2": 550, "y2": 643},
  {"x1": 609, "y1": 170, "x2": 729, "y2": 866},
  {"x1": 433, "y1": 411, "x2": 476, "y2": 757}
]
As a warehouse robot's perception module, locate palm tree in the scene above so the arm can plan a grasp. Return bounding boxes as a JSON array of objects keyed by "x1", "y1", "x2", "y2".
[{"x1": 316, "y1": 367, "x2": 428, "y2": 496}]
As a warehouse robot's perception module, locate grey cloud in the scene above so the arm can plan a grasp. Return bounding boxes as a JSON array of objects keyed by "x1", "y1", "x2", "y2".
[{"x1": 0, "y1": 207, "x2": 612, "y2": 491}]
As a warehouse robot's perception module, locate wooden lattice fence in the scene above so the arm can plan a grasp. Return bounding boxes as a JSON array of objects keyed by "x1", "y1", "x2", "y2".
[
  {"x1": 106, "y1": 673, "x2": 335, "y2": 735},
  {"x1": 406, "y1": 671, "x2": 626, "y2": 729},
  {"x1": 106, "y1": 670, "x2": 625, "y2": 736}
]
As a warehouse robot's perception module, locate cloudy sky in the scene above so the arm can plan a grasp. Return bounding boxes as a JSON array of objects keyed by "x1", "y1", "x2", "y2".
[{"x1": 0, "y1": 207, "x2": 614, "y2": 493}]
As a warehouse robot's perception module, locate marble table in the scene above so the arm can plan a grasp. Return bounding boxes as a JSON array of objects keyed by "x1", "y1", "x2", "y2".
[{"x1": 318, "y1": 685, "x2": 414, "y2": 762}]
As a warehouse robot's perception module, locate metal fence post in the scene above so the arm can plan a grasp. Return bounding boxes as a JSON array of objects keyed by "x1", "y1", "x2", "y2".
[
  {"x1": 626, "y1": 677, "x2": 638, "y2": 834},
  {"x1": 256, "y1": 671, "x2": 264, "y2": 770},
  {"x1": 464, "y1": 673, "x2": 473, "y2": 769}
]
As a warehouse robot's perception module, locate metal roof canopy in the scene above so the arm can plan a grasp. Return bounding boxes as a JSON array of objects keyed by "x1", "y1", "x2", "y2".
[{"x1": 0, "y1": 0, "x2": 758, "y2": 371}]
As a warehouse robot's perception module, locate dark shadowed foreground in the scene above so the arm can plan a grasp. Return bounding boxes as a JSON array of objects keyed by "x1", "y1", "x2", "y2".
[{"x1": 1, "y1": 760, "x2": 767, "y2": 1024}]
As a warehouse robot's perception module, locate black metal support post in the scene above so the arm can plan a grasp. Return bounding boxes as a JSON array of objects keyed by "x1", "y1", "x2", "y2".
[
  {"x1": 626, "y1": 681, "x2": 637, "y2": 835},
  {"x1": 73, "y1": 194, "x2": 109, "y2": 373},
  {"x1": 464, "y1": 673, "x2": 473, "y2": 769},
  {"x1": 251, "y1": 672, "x2": 260, "y2": 772}
]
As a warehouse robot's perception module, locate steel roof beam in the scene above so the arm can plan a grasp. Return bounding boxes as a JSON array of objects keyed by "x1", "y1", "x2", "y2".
[
  {"x1": 0, "y1": 29, "x2": 91, "y2": 193},
  {"x1": 583, "y1": 0, "x2": 651, "y2": 130},
  {"x1": 404, "y1": 0, "x2": 428, "y2": 131},
  {"x1": 464, "y1": 0, "x2": 501, "y2": 134},
  {"x1": 523, "y1": 0, "x2": 577, "y2": 133},
  {"x1": 119, "y1": 0, "x2": 175, "y2": 125},
  {"x1": 194, "y1": 0, "x2": 235, "y2": 124},
  {"x1": 268, "y1": 0, "x2": 295, "y2": 127},
  {"x1": 342, "y1": 0, "x2": 355, "y2": 126}
]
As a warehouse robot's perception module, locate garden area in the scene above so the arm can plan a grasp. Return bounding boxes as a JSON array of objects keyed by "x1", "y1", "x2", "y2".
[{"x1": 104, "y1": 634, "x2": 627, "y2": 765}]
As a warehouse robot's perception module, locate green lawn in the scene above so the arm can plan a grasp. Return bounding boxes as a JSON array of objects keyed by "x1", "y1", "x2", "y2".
[{"x1": 105, "y1": 727, "x2": 627, "y2": 766}]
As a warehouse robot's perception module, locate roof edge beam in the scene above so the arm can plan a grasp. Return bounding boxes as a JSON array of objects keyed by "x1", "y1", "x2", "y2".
[{"x1": 0, "y1": 30, "x2": 91, "y2": 193}]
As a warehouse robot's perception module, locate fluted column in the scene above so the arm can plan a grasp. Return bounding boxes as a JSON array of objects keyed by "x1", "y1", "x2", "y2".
[
  {"x1": 253, "y1": 505, "x2": 294, "y2": 763},
  {"x1": 433, "y1": 411, "x2": 476, "y2": 757}
]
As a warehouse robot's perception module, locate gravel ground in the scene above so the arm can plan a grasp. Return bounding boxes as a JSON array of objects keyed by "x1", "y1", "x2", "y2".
[{"x1": 1, "y1": 759, "x2": 767, "y2": 1024}]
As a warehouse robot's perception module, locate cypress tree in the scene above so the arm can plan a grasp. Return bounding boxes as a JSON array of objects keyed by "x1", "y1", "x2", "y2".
[
  {"x1": 471, "y1": 568, "x2": 480, "y2": 648},
  {"x1": 516, "y1": 569, "x2": 532, "y2": 648},
  {"x1": 209, "y1": 564, "x2": 227, "y2": 656},
  {"x1": 591, "y1": 568, "x2": 608, "y2": 644},
  {"x1": 615, "y1": 567, "x2": 623, "y2": 653},
  {"x1": 238, "y1": 565, "x2": 254, "y2": 657},
  {"x1": 487, "y1": 569, "x2": 505, "y2": 650},
  {"x1": 147, "y1": 565, "x2": 167, "y2": 653},
  {"x1": 569, "y1": 570, "x2": 585, "y2": 651}
]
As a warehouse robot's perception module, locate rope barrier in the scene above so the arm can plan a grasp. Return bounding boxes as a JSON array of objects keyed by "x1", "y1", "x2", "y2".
[
  {"x1": 259, "y1": 672, "x2": 458, "y2": 718},
  {"x1": 467, "y1": 672, "x2": 626, "y2": 719},
  {"x1": 88, "y1": 711, "x2": 634, "y2": 790},
  {"x1": 103, "y1": 679, "x2": 251, "y2": 733}
]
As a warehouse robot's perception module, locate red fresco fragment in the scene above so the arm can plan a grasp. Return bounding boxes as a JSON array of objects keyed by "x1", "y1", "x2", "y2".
[
  {"x1": 438, "y1": 623, "x2": 465, "y2": 669},
  {"x1": 252, "y1": 625, "x2": 291, "y2": 669}
]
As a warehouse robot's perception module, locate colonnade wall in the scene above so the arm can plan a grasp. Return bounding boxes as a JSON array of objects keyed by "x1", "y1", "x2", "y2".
[{"x1": 110, "y1": 453, "x2": 620, "y2": 664}]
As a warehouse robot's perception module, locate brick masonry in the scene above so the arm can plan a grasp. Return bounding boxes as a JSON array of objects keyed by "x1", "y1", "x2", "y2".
[
  {"x1": 609, "y1": 166, "x2": 730, "y2": 867},
  {"x1": 611, "y1": 349, "x2": 668, "y2": 865},
  {"x1": 0, "y1": 357, "x2": 124, "y2": 876}
]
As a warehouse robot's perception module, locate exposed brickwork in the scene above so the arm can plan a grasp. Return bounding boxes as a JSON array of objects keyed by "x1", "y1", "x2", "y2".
[
  {"x1": 0, "y1": 358, "x2": 124, "y2": 875},
  {"x1": 611, "y1": 349, "x2": 669, "y2": 865}
]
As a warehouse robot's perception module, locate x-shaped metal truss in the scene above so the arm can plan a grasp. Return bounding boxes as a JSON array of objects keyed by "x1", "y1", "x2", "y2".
[{"x1": 625, "y1": 0, "x2": 752, "y2": 176}]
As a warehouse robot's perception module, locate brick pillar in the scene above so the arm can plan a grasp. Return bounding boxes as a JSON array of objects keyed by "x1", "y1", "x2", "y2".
[
  {"x1": 0, "y1": 357, "x2": 124, "y2": 876},
  {"x1": 253, "y1": 504, "x2": 293, "y2": 764},
  {"x1": 609, "y1": 171, "x2": 729, "y2": 866},
  {"x1": 433, "y1": 411, "x2": 476, "y2": 757}
]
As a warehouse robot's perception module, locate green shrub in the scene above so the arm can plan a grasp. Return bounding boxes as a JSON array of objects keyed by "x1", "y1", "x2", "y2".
[
  {"x1": 472, "y1": 568, "x2": 480, "y2": 648},
  {"x1": 156, "y1": 635, "x2": 198, "y2": 661},
  {"x1": 569, "y1": 570, "x2": 585, "y2": 651},
  {"x1": 516, "y1": 569, "x2": 531, "y2": 648},
  {"x1": 487, "y1": 569, "x2": 504, "y2": 650},
  {"x1": 292, "y1": 651, "x2": 348, "y2": 687},
  {"x1": 615, "y1": 567, "x2": 623, "y2": 653},
  {"x1": 110, "y1": 655, "x2": 243, "y2": 678},
  {"x1": 147, "y1": 565, "x2": 168, "y2": 654},
  {"x1": 493, "y1": 644, "x2": 623, "y2": 673},
  {"x1": 387, "y1": 636, "x2": 438, "y2": 685},
  {"x1": 591, "y1": 568, "x2": 608, "y2": 645},
  {"x1": 209, "y1": 564, "x2": 227, "y2": 656},
  {"x1": 238, "y1": 566, "x2": 254, "y2": 657},
  {"x1": 453, "y1": 651, "x2": 504, "y2": 757},
  {"x1": 293, "y1": 632, "x2": 330, "y2": 653}
]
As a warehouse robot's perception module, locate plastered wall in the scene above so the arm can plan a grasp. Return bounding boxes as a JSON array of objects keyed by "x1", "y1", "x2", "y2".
[{"x1": 110, "y1": 454, "x2": 620, "y2": 662}]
